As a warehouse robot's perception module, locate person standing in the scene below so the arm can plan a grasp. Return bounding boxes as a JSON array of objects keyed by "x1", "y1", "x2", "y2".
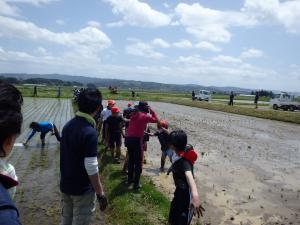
[
  {"x1": 60, "y1": 88, "x2": 107, "y2": 225},
  {"x1": 122, "y1": 103, "x2": 134, "y2": 173},
  {"x1": 254, "y1": 91, "x2": 259, "y2": 109},
  {"x1": 192, "y1": 91, "x2": 195, "y2": 101},
  {"x1": 131, "y1": 90, "x2": 135, "y2": 98},
  {"x1": 33, "y1": 85, "x2": 38, "y2": 97},
  {"x1": 229, "y1": 91, "x2": 234, "y2": 106},
  {"x1": 57, "y1": 87, "x2": 61, "y2": 98},
  {"x1": 0, "y1": 81, "x2": 23, "y2": 225},
  {"x1": 126, "y1": 101, "x2": 158, "y2": 190},
  {"x1": 168, "y1": 130, "x2": 205, "y2": 225},
  {"x1": 105, "y1": 107, "x2": 125, "y2": 163},
  {"x1": 100, "y1": 100, "x2": 115, "y2": 146}
]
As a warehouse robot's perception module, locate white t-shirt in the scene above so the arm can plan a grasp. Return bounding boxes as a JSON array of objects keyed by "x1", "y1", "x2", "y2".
[
  {"x1": 101, "y1": 108, "x2": 112, "y2": 121},
  {"x1": 0, "y1": 159, "x2": 18, "y2": 198}
]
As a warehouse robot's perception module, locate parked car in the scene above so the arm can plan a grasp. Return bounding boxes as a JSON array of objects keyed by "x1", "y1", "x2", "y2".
[
  {"x1": 194, "y1": 90, "x2": 212, "y2": 102},
  {"x1": 270, "y1": 92, "x2": 300, "y2": 111}
]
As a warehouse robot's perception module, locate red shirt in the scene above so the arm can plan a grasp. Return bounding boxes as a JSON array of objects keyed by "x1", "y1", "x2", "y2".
[{"x1": 127, "y1": 110, "x2": 158, "y2": 138}]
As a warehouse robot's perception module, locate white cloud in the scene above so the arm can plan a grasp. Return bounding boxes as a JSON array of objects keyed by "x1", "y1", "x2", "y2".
[
  {"x1": 126, "y1": 41, "x2": 164, "y2": 59},
  {"x1": 241, "y1": 48, "x2": 264, "y2": 58},
  {"x1": 106, "y1": 21, "x2": 124, "y2": 27},
  {"x1": 0, "y1": 16, "x2": 112, "y2": 55},
  {"x1": 175, "y1": 3, "x2": 257, "y2": 43},
  {"x1": 173, "y1": 39, "x2": 193, "y2": 48},
  {"x1": 195, "y1": 41, "x2": 221, "y2": 52},
  {"x1": 35, "y1": 46, "x2": 48, "y2": 55},
  {"x1": 213, "y1": 55, "x2": 243, "y2": 64},
  {"x1": 0, "y1": 1, "x2": 20, "y2": 17},
  {"x1": 243, "y1": 0, "x2": 300, "y2": 34},
  {"x1": 55, "y1": 19, "x2": 65, "y2": 25},
  {"x1": 151, "y1": 38, "x2": 170, "y2": 48},
  {"x1": 103, "y1": 0, "x2": 171, "y2": 27},
  {"x1": 176, "y1": 55, "x2": 210, "y2": 66},
  {"x1": 87, "y1": 20, "x2": 101, "y2": 28}
]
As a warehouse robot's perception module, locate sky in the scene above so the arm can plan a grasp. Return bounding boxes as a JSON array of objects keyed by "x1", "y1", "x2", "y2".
[{"x1": 0, "y1": 0, "x2": 299, "y2": 91}]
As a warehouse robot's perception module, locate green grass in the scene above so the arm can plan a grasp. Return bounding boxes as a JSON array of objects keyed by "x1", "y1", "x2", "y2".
[
  {"x1": 18, "y1": 85, "x2": 300, "y2": 124},
  {"x1": 98, "y1": 145, "x2": 170, "y2": 225}
]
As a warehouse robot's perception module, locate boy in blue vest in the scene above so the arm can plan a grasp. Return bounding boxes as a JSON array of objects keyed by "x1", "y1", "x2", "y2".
[{"x1": 24, "y1": 121, "x2": 61, "y2": 147}]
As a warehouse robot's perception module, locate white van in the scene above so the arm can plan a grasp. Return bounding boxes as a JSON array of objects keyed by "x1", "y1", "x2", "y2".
[{"x1": 194, "y1": 90, "x2": 212, "y2": 102}]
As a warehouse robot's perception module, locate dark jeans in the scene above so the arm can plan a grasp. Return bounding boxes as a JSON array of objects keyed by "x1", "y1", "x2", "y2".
[
  {"x1": 40, "y1": 124, "x2": 61, "y2": 143},
  {"x1": 125, "y1": 137, "x2": 143, "y2": 187}
]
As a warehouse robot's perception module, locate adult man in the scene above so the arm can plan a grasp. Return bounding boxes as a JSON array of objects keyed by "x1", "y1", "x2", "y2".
[
  {"x1": 254, "y1": 92, "x2": 259, "y2": 109},
  {"x1": 192, "y1": 91, "x2": 195, "y2": 101},
  {"x1": 229, "y1": 91, "x2": 235, "y2": 106},
  {"x1": 60, "y1": 88, "x2": 107, "y2": 225}
]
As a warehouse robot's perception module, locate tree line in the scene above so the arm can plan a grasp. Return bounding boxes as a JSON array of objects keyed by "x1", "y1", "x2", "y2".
[{"x1": 0, "y1": 76, "x2": 83, "y2": 87}]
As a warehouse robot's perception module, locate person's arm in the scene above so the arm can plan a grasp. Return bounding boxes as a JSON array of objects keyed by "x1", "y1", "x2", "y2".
[
  {"x1": 161, "y1": 127, "x2": 170, "y2": 135},
  {"x1": 24, "y1": 130, "x2": 36, "y2": 144},
  {"x1": 145, "y1": 131, "x2": 155, "y2": 136},
  {"x1": 185, "y1": 171, "x2": 205, "y2": 217},
  {"x1": 84, "y1": 132, "x2": 108, "y2": 211},
  {"x1": 145, "y1": 108, "x2": 158, "y2": 123},
  {"x1": 105, "y1": 122, "x2": 110, "y2": 144}
]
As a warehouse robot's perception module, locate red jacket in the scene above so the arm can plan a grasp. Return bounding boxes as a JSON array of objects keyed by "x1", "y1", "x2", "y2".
[{"x1": 127, "y1": 109, "x2": 158, "y2": 138}]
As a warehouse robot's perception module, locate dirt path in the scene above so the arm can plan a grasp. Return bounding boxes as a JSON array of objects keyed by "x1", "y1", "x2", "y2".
[
  {"x1": 9, "y1": 98, "x2": 104, "y2": 225},
  {"x1": 116, "y1": 101, "x2": 300, "y2": 225},
  {"x1": 9, "y1": 98, "x2": 300, "y2": 225}
]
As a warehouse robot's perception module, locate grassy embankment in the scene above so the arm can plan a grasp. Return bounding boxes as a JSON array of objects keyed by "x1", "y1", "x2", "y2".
[
  {"x1": 19, "y1": 85, "x2": 300, "y2": 124},
  {"x1": 99, "y1": 145, "x2": 171, "y2": 225},
  {"x1": 72, "y1": 102, "x2": 172, "y2": 225}
]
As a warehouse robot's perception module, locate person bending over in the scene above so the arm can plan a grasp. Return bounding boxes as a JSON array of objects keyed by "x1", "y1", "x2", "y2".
[{"x1": 24, "y1": 121, "x2": 60, "y2": 147}]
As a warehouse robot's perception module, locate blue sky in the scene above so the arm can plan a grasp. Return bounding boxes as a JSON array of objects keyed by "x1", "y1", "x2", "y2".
[{"x1": 0, "y1": 0, "x2": 299, "y2": 91}]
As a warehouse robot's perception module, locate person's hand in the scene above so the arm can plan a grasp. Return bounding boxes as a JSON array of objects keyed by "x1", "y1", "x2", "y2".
[
  {"x1": 190, "y1": 196, "x2": 205, "y2": 218},
  {"x1": 97, "y1": 194, "x2": 108, "y2": 211}
]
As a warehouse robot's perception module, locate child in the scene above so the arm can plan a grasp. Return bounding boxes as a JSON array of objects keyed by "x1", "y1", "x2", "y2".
[
  {"x1": 122, "y1": 103, "x2": 133, "y2": 173},
  {"x1": 148, "y1": 120, "x2": 172, "y2": 172},
  {"x1": 23, "y1": 121, "x2": 60, "y2": 147},
  {"x1": 105, "y1": 106, "x2": 125, "y2": 163},
  {"x1": 168, "y1": 130, "x2": 205, "y2": 225},
  {"x1": 0, "y1": 81, "x2": 23, "y2": 224},
  {"x1": 100, "y1": 100, "x2": 115, "y2": 146}
]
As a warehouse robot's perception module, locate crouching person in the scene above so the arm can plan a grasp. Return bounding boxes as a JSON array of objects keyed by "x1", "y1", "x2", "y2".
[{"x1": 60, "y1": 88, "x2": 108, "y2": 225}]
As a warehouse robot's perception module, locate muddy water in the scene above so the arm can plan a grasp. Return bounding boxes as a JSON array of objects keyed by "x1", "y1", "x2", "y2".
[
  {"x1": 8, "y1": 98, "x2": 104, "y2": 225},
  {"x1": 116, "y1": 101, "x2": 300, "y2": 225}
]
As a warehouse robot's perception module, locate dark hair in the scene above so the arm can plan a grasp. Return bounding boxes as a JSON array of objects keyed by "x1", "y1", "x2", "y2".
[
  {"x1": 138, "y1": 101, "x2": 149, "y2": 113},
  {"x1": 29, "y1": 122, "x2": 39, "y2": 130},
  {"x1": 0, "y1": 81, "x2": 23, "y2": 157},
  {"x1": 77, "y1": 88, "x2": 102, "y2": 114},
  {"x1": 169, "y1": 130, "x2": 187, "y2": 151}
]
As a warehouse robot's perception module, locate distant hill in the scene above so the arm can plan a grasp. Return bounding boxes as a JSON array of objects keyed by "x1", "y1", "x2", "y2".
[{"x1": 0, "y1": 73, "x2": 258, "y2": 94}]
